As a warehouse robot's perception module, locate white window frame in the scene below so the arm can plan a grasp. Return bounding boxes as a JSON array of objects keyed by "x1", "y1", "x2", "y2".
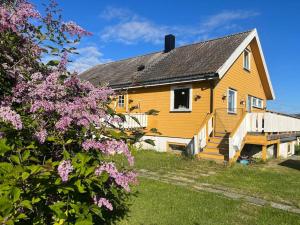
[
  {"x1": 243, "y1": 49, "x2": 251, "y2": 71},
  {"x1": 118, "y1": 95, "x2": 125, "y2": 108},
  {"x1": 227, "y1": 88, "x2": 237, "y2": 114},
  {"x1": 170, "y1": 85, "x2": 193, "y2": 112},
  {"x1": 251, "y1": 96, "x2": 264, "y2": 109}
]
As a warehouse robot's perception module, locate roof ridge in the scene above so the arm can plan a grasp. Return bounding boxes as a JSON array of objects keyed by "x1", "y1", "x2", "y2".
[{"x1": 174, "y1": 29, "x2": 254, "y2": 50}]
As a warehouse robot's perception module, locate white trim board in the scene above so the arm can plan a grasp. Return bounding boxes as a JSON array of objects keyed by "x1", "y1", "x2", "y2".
[{"x1": 217, "y1": 29, "x2": 275, "y2": 100}]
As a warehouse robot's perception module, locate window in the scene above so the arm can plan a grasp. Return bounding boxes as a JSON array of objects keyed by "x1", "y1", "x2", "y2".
[
  {"x1": 168, "y1": 142, "x2": 187, "y2": 152},
  {"x1": 170, "y1": 86, "x2": 192, "y2": 111},
  {"x1": 228, "y1": 89, "x2": 237, "y2": 113},
  {"x1": 243, "y1": 49, "x2": 250, "y2": 71},
  {"x1": 118, "y1": 95, "x2": 125, "y2": 108},
  {"x1": 251, "y1": 96, "x2": 263, "y2": 109}
]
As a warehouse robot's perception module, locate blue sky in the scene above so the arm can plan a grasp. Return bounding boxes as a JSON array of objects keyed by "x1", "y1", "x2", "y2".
[{"x1": 33, "y1": 0, "x2": 300, "y2": 113}]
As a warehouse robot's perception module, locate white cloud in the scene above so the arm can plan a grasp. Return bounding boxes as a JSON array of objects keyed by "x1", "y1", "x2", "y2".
[
  {"x1": 100, "y1": 6, "x2": 132, "y2": 21},
  {"x1": 68, "y1": 46, "x2": 111, "y2": 73},
  {"x1": 99, "y1": 7, "x2": 259, "y2": 45},
  {"x1": 200, "y1": 11, "x2": 260, "y2": 33}
]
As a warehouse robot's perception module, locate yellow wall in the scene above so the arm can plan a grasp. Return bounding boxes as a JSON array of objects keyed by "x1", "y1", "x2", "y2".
[
  {"x1": 119, "y1": 82, "x2": 211, "y2": 139},
  {"x1": 115, "y1": 43, "x2": 269, "y2": 138},
  {"x1": 213, "y1": 45, "x2": 266, "y2": 132}
]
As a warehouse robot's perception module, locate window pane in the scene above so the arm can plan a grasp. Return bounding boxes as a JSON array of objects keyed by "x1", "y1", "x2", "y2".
[
  {"x1": 118, "y1": 95, "x2": 124, "y2": 107},
  {"x1": 174, "y1": 88, "x2": 190, "y2": 110},
  {"x1": 228, "y1": 90, "x2": 236, "y2": 112},
  {"x1": 244, "y1": 51, "x2": 250, "y2": 70}
]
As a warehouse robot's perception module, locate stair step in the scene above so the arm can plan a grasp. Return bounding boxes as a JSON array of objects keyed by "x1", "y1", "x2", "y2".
[
  {"x1": 203, "y1": 148, "x2": 220, "y2": 153},
  {"x1": 198, "y1": 152, "x2": 225, "y2": 160},
  {"x1": 206, "y1": 142, "x2": 228, "y2": 147},
  {"x1": 206, "y1": 146, "x2": 228, "y2": 151}
]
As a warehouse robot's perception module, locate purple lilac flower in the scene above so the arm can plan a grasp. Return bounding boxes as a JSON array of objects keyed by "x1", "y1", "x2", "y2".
[
  {"x1": 0, "y1": 106, "x2": 22, "y2": 130},
  {"x1": 35, "y1": 129, "x2": 47, "y2": 143},
  {"x1": 62, "y1": 21, "x2": 91, "y2": 37},
  {"x1": 55, "y1": 116, "x2": 73, "y2": 131},
  {"x1": 95, "y1": 162, "x2": 137, "y2": 192},
  {"x1": 0, "y1": 1, "x2": 40, "y2": 32},
  {"x1": 93, "y1": 196, "x2": 113, "y2": 211},
  {"x1": 57, "y1": 160, "x2": 73, "y2": 182}
]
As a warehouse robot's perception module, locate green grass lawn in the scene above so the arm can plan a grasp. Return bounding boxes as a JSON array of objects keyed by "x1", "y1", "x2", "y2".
[
  {"x1": 118, "y1": 177, "x2": 300, "y2": 225},
  {"x1": 124, "y1": 150, "x2": 300, "y2": 207},
  {"x1": 113, "y1": 150, "x2": 300, "y2": 224}
]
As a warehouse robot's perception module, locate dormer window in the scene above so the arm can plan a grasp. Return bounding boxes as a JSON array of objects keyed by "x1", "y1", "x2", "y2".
[{"x1": 243, "y1": 49, "x2": 250, "y2": 71}]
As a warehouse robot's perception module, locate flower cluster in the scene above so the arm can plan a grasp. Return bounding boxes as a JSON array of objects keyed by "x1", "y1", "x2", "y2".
[
  {"x1": 0, "y1": 0, "x2": 40, "y2": 32},
  {"x1": 93, "y1": 196, "x2": 113, "y2": 211},
  {"x1": 57, "y1": 160, "x2": 73, "y2": 182},
  {"x1": 0, "y1": 106, "x2": 22, "y2": 130},
  {"x1": 62, "y1": 21, "x2": 92, "y2": 37},
  {"x1": 35, "y1": 129, "x2": 47, "y2": 144},
  {"x1": 95, "y1": 162, "x2": 137, "y2": 192},
  {"x1": 82, "y1": 139, "x2": 134, "y2": 166}
]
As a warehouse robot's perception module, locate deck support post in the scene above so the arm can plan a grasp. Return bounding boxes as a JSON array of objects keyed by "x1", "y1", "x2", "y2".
[
  {"x1": 262, "y1": 145, "x2": 267, "y2": 161},
  {"x1": 276, "y1": 141, "x2": 280, "y2": 158}
]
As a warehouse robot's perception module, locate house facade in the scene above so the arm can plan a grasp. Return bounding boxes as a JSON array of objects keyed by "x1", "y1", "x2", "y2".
[{"x1": 80, "y1": 29, "x2": 300, "y2": 162}]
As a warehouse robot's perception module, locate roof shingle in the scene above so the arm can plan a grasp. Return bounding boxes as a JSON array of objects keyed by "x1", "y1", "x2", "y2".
[{"x1": 79, "y1": 30, "x2": 252, "y2": 88}]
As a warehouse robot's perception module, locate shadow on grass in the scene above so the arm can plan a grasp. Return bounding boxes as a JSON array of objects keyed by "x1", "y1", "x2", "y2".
[{"x1": 278, "y1": 159, "x2": 300, "y2": 171}]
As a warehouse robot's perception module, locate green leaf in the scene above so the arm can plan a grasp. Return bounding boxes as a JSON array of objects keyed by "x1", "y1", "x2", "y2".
[
  {"x1": 0, "y1": 138, "x2": 11, "y2": 155},
  {"x1": 130, "y1": 115, "x2": 141, "y2": 125},
  {"x1": 22, "y1": 172, "x2": 30, "y2": 180},
  {"x1": 0, "y1": 197, "x2": 13, "y2": 217},
  {"x1": 0, "y1": 162, "x2": 13, "y2": 174},
  {"x1": 65, "y1": 139, "x2": 73, "y2": 144},
  {"x1": 32, "y1": 197, "x2": 41, "y2": 204},
  {"x1": 75, "y1": 220, "x2": 93, "y2": 225},
  {"x1": 11, "y1": 187, "x2": 21, "y2": 203},
  {"x1": 63, "y1": 149, "x2": 70, "y2": 159},
  {"x1": 75, "y1": 180, "x2": 86, "y2": 193},
  {"x1": 145, "y1": 109, "x2": 160, "y2": 116},
  {"x1": 144, "y1": 139, "x2": 155, "y2": 146},
  {"x1": 22, "y1": 150, "x2": 30, "y2": 161},
  {"x1": 10, "y1": 155, "x2": 20, "y2": 164},
  {"x1": 149, "y1": 128, "x2": 162, "y2": 135},
  {"x1": 49, "y1": 201, "x2": 66, "y2": 219},
  {"x1": 21, "y1": 200, "x2": 32, "y2": 210},
  {"x1": 46, "y1": 60, "x2": 60, "y2": 66}
]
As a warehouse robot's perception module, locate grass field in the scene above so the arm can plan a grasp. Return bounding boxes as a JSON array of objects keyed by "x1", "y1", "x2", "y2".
[
  {"x1": 113, "y1": 150, "x2": 300, "y2": 225},
  {"x1": 118, "y1": 178, "x2": 300, "y2": 225},
  {"x1": 126, "y1": 150, "x2": 300, "y2": 207}
]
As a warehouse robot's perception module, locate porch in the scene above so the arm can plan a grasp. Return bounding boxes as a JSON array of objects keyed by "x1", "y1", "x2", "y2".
[{"x1": 192, "y1": 110, "x2": 300, "y2": 162}]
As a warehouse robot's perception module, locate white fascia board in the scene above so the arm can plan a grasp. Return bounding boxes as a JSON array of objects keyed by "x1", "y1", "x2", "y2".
[{"x1": 216, "y1": 29, "x2": 275, "y2": 100}]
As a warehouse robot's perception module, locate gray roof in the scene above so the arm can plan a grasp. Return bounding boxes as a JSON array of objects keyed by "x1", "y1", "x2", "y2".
[{"x1": 79, "y1": 30, "x2": 252, "y2": 88}]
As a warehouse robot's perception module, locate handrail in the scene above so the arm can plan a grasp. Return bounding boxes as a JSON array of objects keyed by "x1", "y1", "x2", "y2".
[
  {"x1": 230, "y1": 111, "x2": 248, "y2": 138},
  {"x1": 229, "y1": 112, "x2": 248, "y2": 159},
  {"x1": 187, "y1": 112, "x2": 214, "y2": 155}
]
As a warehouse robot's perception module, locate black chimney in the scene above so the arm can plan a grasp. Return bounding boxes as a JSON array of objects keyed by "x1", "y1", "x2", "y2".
[{"x1": 164, "y1": 34, "x2": 175, "y2": 53}]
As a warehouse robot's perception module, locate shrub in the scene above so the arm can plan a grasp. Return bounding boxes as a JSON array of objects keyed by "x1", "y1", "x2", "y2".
[{"x1": 0, "y1": 1, "x2": 147, "y2": 224}]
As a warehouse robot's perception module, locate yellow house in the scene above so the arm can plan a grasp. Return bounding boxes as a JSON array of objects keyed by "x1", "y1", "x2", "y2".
[{"x1": 80, "y1": 29, "x2": 300, "y2": 163}]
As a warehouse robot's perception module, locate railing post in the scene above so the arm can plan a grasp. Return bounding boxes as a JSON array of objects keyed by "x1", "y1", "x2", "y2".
[{"x1": 194, "y1": 134, "x2": 199, "y2": 155}]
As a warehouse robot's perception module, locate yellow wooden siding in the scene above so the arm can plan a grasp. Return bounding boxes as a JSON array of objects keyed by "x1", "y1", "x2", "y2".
[
  {"x1": 117, "y1": 81, "x2": 211, "y2": 138},
  {"x1": 214, "y1": 44, "x2": 267, "y2": 132}
]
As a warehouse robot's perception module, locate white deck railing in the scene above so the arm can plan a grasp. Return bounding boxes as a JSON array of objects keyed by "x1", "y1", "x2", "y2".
[
  {"x1": 248, "y1": 112, "x2": 300, "y2": 133},
  {"x1": 120, "y1": 113, "x2": 148, "y2": 129},
  {"x1": 229, "y1": 111, "x2": 300, "y2": 159}
]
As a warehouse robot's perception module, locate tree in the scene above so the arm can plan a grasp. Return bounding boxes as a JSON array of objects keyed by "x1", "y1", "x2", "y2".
[{"x1": 0, "y1": 1, "x2": 143, "y2": 224}]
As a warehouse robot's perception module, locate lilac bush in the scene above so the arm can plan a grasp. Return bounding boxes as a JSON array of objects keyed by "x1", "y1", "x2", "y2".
[{"x1": 0, "y1": 0, "x2": 145, "y2": 224}]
